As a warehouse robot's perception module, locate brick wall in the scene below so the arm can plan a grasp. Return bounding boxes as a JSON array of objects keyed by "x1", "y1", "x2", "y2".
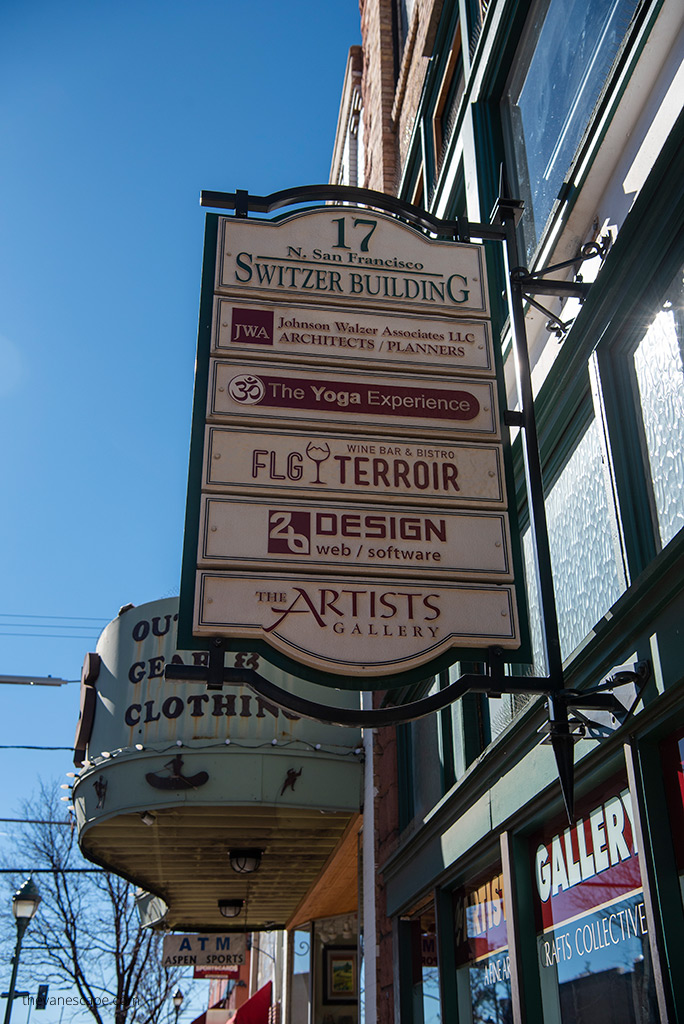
[{"x1": 359, "y1": 0, "x2": 444, "y2": 196}]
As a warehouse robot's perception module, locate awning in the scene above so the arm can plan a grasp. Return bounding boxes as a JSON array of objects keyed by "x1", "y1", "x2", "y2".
[{"x1": 232, "y1": 982, "x2": 272, "y2": 1024}]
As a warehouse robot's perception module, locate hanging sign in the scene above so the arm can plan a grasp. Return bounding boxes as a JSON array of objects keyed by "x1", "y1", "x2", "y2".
[
  {"x1": 192, "y1": 571, "x2": 519, "y2": 677},
  {"x1": 203, "y1": 427, "x2": 507, "y2": 508},
  {"x1": 215, "y1": 299, "x2": 495, "y2": 375},
  {"x1": 178, "y1": 204, "x2": 527, "y2": 685},
  {"x1": 208, "y1": 360, "x2": 499, "y2": 438},
  {"x1": 197, "y1": 496, "x2": 513, "y2": 581},
  {"x1": 216, "y1": 208, "x2": 489, "y2": 316},
  {"x1": 162, "y1": 932, "x2": 246, "y2": 968}
]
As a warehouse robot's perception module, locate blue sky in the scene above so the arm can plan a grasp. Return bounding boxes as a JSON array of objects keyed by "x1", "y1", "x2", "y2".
[{"x1": 0, "y1": 0, "x2": 360, "y2": 1014}]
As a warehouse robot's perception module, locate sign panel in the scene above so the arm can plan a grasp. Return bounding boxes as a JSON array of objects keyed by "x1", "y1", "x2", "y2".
[
  {"x1": 203, "y1": 427, "x2": 507, "y2": 508},
  {"x1": 193, "y1": 571, "x2": 520, "y2": 677},
  {"x1": 215, "y1": 299, "x2": 495, "y2": 375},
  {"x1": 177, "y1": 204, "x2": 529, "y2": 685},
  {"x1": 162, "y1": 932, "x2": 246, "y2": 968},
  {"x1": 194, "y1": 965, "x2": 240, "y2": 979},
  {"x1": 217, "y1": 208, "x2": 489, "y2": 316},
  {"x1": 198, "y1": 496, "x2": 513, "y2": 581},
  {"x1": 209, "y1": 360, "x2": 499, "y2": 439}
]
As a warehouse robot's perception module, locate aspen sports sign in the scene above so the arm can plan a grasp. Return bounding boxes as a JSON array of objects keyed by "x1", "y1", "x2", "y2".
[{"x1": 178, "y1": 206, "x2": 526, "y2": 686}]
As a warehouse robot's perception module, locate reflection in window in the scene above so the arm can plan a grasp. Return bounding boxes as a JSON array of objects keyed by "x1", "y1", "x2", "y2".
[
  {"x1": 454, "y1": 870, "x2": 511, "y2": 1023},
  {"x1": 408, "y1": 678, "x2": 444, "y2": 823},
  {"x1": 533, "y1": 779, "x2": 658, "y2": 1022},
  {"x1": 632, "y1": 268, "x2": 684, "y2": 547},
  {"x1": 504, "y1": 0, "x2": 639, "y2": 260},
  {"x1": 291, "y1": 929, "x2": 311, "y2": 1024},
  {"x1": 410, "y1": 906, "x2": 442, "y2": 1024},
  {"x1": 659, "y1": 729, "x2": 684, "y2": 909}
]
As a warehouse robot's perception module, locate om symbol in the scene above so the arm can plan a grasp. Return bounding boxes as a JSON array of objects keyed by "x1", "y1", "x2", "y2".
[{"x1": 228, "y1": 374, "x2": 266, "y2": 404}]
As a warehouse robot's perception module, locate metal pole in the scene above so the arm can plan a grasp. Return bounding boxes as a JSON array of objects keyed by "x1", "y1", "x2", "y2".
[
  {"x1": 3, "y1": 918, "x2": 28, "y2": 1024},
  {"x1": 496, "y1": 203, "x2": 575, "y2": 819}
]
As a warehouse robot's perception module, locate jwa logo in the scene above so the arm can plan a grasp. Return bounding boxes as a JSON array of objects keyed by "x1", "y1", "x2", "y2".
[{"x1": 230, "y1": 306, "x2": 274, "y2": 345}]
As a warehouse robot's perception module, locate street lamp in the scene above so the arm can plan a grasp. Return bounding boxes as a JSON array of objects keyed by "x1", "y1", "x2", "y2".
[
  {"x1": 3, "y1": 878, "x2": 40, "y2": 1024},
  {"x1": 172, "y1": 989, "x2": 183, "y2": 1023}
]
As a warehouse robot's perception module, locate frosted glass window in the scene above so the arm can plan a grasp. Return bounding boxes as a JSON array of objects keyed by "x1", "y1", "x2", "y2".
[
  {"x1": 521, "y1": 419, "x2": 623, "y2": 669},
  {"x1": 632, "y1": 271, "x2": 684, "y2": 547},
  {"x1": 546, "y1": 419, "x2": 623, "y2": 657}
]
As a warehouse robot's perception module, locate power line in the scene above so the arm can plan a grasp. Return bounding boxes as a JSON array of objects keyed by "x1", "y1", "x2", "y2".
[
  {"x1": 0, "y1": 746, "x2": 74, "y2": 751},
  {"x1": 0, "y1": 819, "x2": 72, "y2": 826},
  {"x1": 0, "y1": 614, "x2": 108, "y2": 622},
  {"x1": 0, "y1": 633, "x2": 101, "y2": 639}
]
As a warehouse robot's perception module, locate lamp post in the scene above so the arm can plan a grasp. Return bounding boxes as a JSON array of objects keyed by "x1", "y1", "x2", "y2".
[
  {"x1": 3, "y1": 878, "x2": 40, "y2": 1024},
  {"x1": 172, "y1": 989, "x2": 183, "y2": 1023}
]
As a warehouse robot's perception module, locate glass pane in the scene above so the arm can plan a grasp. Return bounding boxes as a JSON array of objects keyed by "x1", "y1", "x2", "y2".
[
  {"x1": 546, "y1": 418, "x2": 623, "y2": 658},
  {"x1": 454, "y1": 869, "x2": 512, "y2": 1023},
  {"x1": 410, "y1": 678, "x2": 444, "y2": 820},
  {"x1": 291, "y1": 929, "x2": 311, "y2": 1024},
  {"x1": 533, "y1": 778, "x2": 658, "y2": 1022},
  {"x1": 410, "y1": 906, "x2": 442, "y2": 1024},
  {"x1": 522, "y1": 525, "x2": 546, "y2": 674},
  {"x1": 506, "y1": 0, "x2": 639, "y2": 259},
  {"x1": 660, "y1": 730, "x2": 684, "y2": 910},
  {"x1": 632, "y1": 267, "x2": 684, "y2": 546}
]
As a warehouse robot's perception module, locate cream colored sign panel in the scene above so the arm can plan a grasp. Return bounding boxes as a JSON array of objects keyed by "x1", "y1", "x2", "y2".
[
  {"x1": 203, "y1": 426, "x2": 507, "y2": 508},
  {"x1": 209, "y1": 360, "x2": 499, "y2": 440},
  {"x1": 217, "y1": 208, "x2": 489, "y2": 317},
  {"x1": 214, "y1": 299, "x2": 494, "y2": 376},
  {"x1": 193, "y1": 572, "x2": 520, "y2": 676},
  {"x1": 198, "y1": 495, "x2": 514, "y2": 581}
]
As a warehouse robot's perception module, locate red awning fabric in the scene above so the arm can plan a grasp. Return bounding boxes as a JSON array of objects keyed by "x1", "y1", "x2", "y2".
[{"x1": 233, "y1": 982, "x2": 272, "y2": 1024}]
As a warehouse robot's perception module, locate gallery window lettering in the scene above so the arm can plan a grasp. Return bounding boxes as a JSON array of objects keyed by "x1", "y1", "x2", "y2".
[
  {"x1": 534, "y1": 790, "x2": 637, "y2": 902},
  {"x1": 532, "y1": 774, "x2": 658, "y2": 1023},
  {"x1": 504, "y1": 0, "x2": 640, "y2": 261},
  {"x1": 453, "y1": 870, "x2": 511, "y2": 1024}
]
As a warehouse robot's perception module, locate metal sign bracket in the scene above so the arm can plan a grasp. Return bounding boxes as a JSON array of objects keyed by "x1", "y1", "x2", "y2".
[{"x1": 170, "y1": 182, "x2": 621, "y2": 819}]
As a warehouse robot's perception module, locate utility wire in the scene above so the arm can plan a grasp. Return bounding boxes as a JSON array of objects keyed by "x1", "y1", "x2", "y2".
[
  {"x1": 0, "y1": 614, "x2": 108, "y2": 621},
  {"x1": 0, "y1": 746, "x2": 74, "y2": 751},
  {"x1": 0, "y1": 633, "x2": 101, "y2": 639}
]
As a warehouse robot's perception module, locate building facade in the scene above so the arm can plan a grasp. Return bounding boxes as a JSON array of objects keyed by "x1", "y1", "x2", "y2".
[{"x1": 347, "y1": 1, "x2": 684, "y2": 1022}]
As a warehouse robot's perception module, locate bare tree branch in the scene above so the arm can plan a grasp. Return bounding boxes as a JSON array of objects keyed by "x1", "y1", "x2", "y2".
[{"x1": 0, "y1": 782, "x2": 190, "y2": 1024}]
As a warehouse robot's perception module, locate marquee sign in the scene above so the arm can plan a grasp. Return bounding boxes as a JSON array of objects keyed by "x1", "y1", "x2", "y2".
[{"x1": 178, "y1": 205, "x2": 528, "y2": 685}]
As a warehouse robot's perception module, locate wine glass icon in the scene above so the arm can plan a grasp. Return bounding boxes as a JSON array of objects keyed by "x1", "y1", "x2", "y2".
[{"x1": 305, "y1": 442, "x2": 331, "y2": 484}]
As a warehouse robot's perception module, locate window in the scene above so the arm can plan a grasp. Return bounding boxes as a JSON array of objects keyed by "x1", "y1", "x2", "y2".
[
  {"x1": 393, "y1": 0, "x2": 417, "y2": 73},
  {"x1": 432, "y1": 28, "x2": 465, "y2": 184},
  {"x1": 504, "y1": 0, "x2": 640, "y2": 262},
  {"x1": 532, "y1": 774, "x2": 658, "y2": 1022},
  {"x1": 409, "y1": 904, "x2": 442, "y2": 1024},
  {"x1": 398, "y1": 678, "x2": 445, "y2": 828},
  {"x1": 522, "y1": 413, "x2": 625, "y2": 672},
  {"x1": 630, "y1": 264, "x2": 684, "y2": 548},
  {"x1": 454, "y1": 868, "x2": 511, "y2": 1022},
  {"x1": 660, "y1": 728, "x2": 684, "y2": 908}
]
